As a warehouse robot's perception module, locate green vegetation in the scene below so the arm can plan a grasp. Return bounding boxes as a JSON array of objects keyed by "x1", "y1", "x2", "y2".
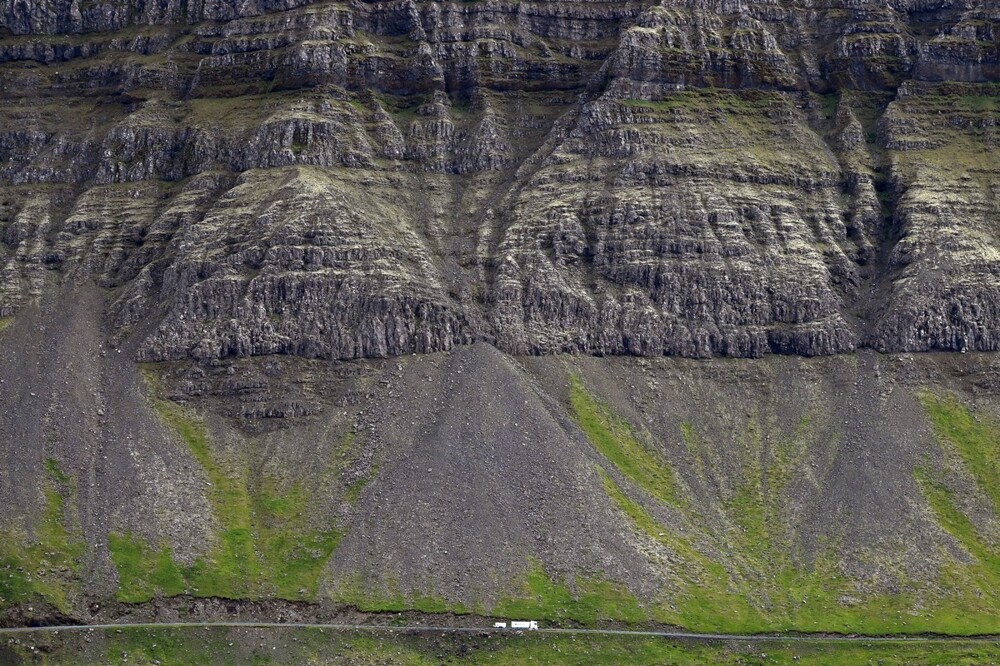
[
  {"x1": 619, "y1": 88, "x2": 783, "y2": 114},
  {"x1": 598, "y1": 471, "x2": 766, "y2": 631},
  {"x1": 337, "y1": 553, "x2": 648, "y2": 626},
  {"x1": 373, "y1": 92, "x2": 424, "y2": 125},
  {"x1": 921, "y1": 392, "x2": 1000, "y2": 513},
  {"x1": 568, "y1": 375, "x2": 679, "y2": 506},
  {"x1": 567, "y1": 377, "x2": 781, "y2": 631},
  {"x1": 914, "y1": 471, "x2": 1000, "y2": 621},
  {"x1": 186, "y1": 90, "x2": 364, "y2": 128},
  {"x1": 108, "y1": 533, "x2": 186, "y2": 603},
  {"x1": 461, "y1": 635, "x2": 1000, "y2": 666},
  {"x1": 617, "y1": 87, "x2": 834, "y2": 173},
  {"x1": 840, "y1": 89, "x2": 893, "y2": 143},
  {"x1": 908, "y1": 83, "x2": 1000, "y2": 115},
  {"x1": 890, "y1": 83, "x2": 1000, "y2": 174},
  {"x1": 909, "y1": 392, "x2": 1000, "y2": 629},
  {"x1": 0, "y1": 316, "x2": 12, "y2": 333},
  {"x1": 6, "y1": 626, "x2": 1000, "y2": 665},
  {"x1": 563, "y1": 379, "x2": 1000, "y2": 635},
  {"x1": 818, "y1": 92, "x2": 839, "y2": 120},
  {"x1": 679, "y1": 420, "x2": 714, "y2": 484},
  {"x1": 494, "y1": 563, "x2": 647, "y2": 626},
  {"x1": 331, "y1": 575, "x2": 469, "y2": 615},
  {"x1": 917, "y1": 472, "x2": 1000, "y2": 571},
  {"x1": 255, "y1": 480, "x2": 342, "y2": 599},
  {"x1": 108, "y1": 369, "x2": 342, "y2": 603},
  {"x1": 722, "y1": 414, "x2": 813, "y2": 569},
  {"x1": 0, "y1": 459, "x2": 83, "y2": 611}
]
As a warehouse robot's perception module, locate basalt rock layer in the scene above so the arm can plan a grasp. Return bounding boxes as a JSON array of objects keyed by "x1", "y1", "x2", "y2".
[
  {"x1": 4, "y1": 0, "x2": 1000, "y2": 637},
  {"x1": 0, "y1": 0, "x2": 998, "y2": 361}
]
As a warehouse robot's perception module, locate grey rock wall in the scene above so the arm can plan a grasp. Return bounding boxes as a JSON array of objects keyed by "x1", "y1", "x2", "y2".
[{"x1": 0, "y1": 0, "x2": 998, "y2": 360}]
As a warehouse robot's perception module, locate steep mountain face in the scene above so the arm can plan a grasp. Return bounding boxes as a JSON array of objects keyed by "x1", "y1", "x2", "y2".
[
  {"x1": 1, "y1": 0, "x2": 998, "y2": 361},
  {"x1": 1, "y1": 0, "x2": 1000, "y2": 635}
]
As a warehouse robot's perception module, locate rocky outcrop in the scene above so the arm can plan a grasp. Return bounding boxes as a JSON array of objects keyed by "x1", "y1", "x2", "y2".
[
  {"x1": 870, "y1": 80, "x2": 1000, "y2": 353},
  {"x1": 0, "y1": 0, "x2": 998, "y2": 360}
]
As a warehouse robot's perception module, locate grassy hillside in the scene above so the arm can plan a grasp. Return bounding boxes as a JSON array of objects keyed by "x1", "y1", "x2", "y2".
[
  {"x1": 3, "y1": 346, "x2": 1000, "y2": 639},
  {"x1": 3, "y1": 626, "x2": 1000, "y2": 665}
]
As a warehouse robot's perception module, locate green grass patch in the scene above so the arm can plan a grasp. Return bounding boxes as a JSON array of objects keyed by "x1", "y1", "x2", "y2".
[
  {"x1": 574, "y1": 383, "x2": 1000, "y2": 635},
  {"x1": 108, "y1": 533, "x2": 185, "y2": 603},
  {"x1": 9, "y1": 626, "x2": 1000, "y2": 665},
  {"x1": 108, "y1": 369, "x2": 343, "y2": 603},
  {"x1": 254, "y1": 480, "x2": 342, "y2": 599},
  {"x1": 912, "y1": 471, "x2": 1000, "y2": 623},
  {"x1": 722, "y1": 415, "x2": 811, "y2": 566},
  {"x1": 907, "y1": 393, "x2": 1000, "y2": 631},
  {"x1": 889, "y1": 468, "x2": 1000, "y2": 634},
  {"x1": 331, "y1": 575, "x2": 469, "y2": 615},
  {"x1": 43, "y1": 457, "x2": 71, "y2": 485},
  {"x1": 619, "y1": 88, "x2": 782, "y2": 114},
  {"x1": 0, "y1": 316, "x2": 12, "y2": 333},
  {"x1": 916, "y1": 470, "x2": 1000, "y2": 572},
  {"x1": 569, "y1": 375, "x2": 680, "y2": 507},
  {"x1": 0, "y1": 459, "x2": 83, "y2": 611},
  {"x1": 725, "y1": 422, "x2": 771, "y2": 562},
  {"x1": 920, "y1": 392, "x2": 1000, "y2": 514},
  {"x1": 819, "y1": 92, "x2": 839, "y2": 119},
  {"x1": 888, "y1": 84, "x2": 1000, "y2": 174},
  {"x1": 345, "y1": 469, "x2": 376, "y2": 505},
  {"x1": 599, "y1": 470, "x2": 766, "y2": 632},
  {"x1": 493, "y1": 563, "x2": 647, "y2": 626},
  {"x1": 473, "y1": 635, "x2": 1000, "y2": 666}
]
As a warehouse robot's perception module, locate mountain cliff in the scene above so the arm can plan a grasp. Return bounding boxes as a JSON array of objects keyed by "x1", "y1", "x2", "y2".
[
  {"x1": 2, "y1": 0, "x2": 1000, "y2": 637},
  {"x1": 2, "y1": 0, "x2": 998, "y2": 361}
]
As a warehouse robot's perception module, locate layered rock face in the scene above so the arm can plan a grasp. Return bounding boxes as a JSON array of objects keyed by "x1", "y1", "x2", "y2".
[
  {"x1": 0, "y1": 0, "x2": 998, "y2": 360},
  {"x1": 4, "y1": 0, "x2": 1000, "y2": 633}
]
